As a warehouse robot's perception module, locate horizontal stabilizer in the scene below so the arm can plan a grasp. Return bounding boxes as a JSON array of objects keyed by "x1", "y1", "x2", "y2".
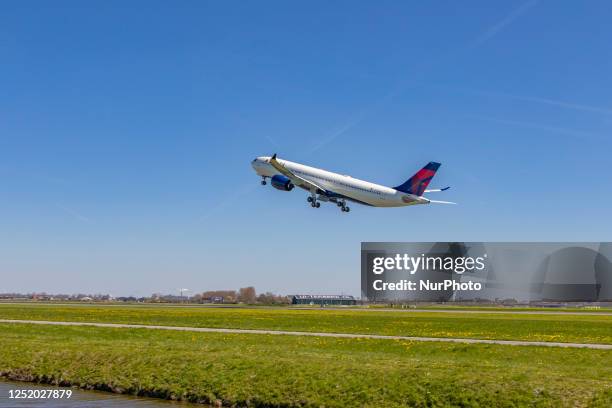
[{"x1": 425, "y1": 186, "x2": 450, "y2": 193}]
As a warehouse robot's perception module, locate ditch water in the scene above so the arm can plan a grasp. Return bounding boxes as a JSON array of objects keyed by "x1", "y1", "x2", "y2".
[{"x1": 0, "y1": 380, "x2": 202, "y2": 407}]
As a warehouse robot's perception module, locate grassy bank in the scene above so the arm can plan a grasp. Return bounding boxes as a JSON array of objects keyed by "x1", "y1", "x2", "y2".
[
  {"x1": 1, "y1": 323, "x2": 611, "y2": 407},
  {"x1": 1, "y1": 304, "x2": 611, "y2": 344}
]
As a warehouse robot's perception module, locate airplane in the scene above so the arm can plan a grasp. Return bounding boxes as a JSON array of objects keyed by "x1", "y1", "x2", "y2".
[{"x1": 251, "y1": 154, "x2": 455, "y2": 212}]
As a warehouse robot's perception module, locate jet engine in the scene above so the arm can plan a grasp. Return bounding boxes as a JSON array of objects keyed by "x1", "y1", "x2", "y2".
[{"x1": 271, "y1": 175, "x2": 294, "y2": 191}]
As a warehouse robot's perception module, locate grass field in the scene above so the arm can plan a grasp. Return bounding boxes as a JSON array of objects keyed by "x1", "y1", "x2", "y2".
[
  {"x1": 1, "y1": 303, "x2": 611, "y2": 344},
  {"x1": 414, "y1": 305, "x2": 612, "y2": 313},
  {"x1": 1, "y1": 323, "x2": 611, "y2": 407},
  {"x1": 1, "y1": 304, "x2": 611, "y2": 406}
]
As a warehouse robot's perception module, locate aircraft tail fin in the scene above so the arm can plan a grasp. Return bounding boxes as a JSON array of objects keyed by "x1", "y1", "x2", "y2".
[{"x1": 394, "y1": 162, "x2": 441, "y2": 196}]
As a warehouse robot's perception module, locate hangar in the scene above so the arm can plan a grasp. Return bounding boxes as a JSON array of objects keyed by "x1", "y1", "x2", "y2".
[{"x1": 291, "y1": 295, "x2": 356, "y2": 306}]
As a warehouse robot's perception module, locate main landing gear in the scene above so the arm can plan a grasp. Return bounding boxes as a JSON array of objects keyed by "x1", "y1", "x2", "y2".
[
  {"x1": 307, "y1": 196, "x2": 321, "y2": 208},
  {"x1": 336, "y1": 200, "x2": 350, "y2": 212},
  {"x1": 307, "y1": 196, "x2": 349, "y2": 211}
]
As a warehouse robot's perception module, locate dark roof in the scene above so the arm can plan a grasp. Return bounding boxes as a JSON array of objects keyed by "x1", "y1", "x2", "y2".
[{"x1": 291, "y1": 295, "x2": 355, "y2": 300}]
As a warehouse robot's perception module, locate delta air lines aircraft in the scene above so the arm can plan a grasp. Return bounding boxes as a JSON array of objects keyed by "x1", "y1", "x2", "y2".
[{"x1": 251, "y1": 154, "x2": 454, "y2": 212}]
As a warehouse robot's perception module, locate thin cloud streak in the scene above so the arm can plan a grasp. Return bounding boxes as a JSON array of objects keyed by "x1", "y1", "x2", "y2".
[
  {"x1": 307, "y1": 110, "x2": 370, "y2": 155},
  {"x1": 307, "y1": 84, "x2": 408, "y2": 155},
  {"x1": 427, "y1": 85, "x2": 612, "y2": 116},
  {"x1": 310, "y1": 1, "x2": 539, "y2": 154},
  {"x1": 264, "y1": 134, "x2": 282, "y2": 151},
  {"x1": 512, "y1": 96, "x2": 612, "y2": 115},
  {"x1": 468, "y1": 0, "x2": 539, "y2": 49},
  {"x1": 469, "y1": 115, "x2": 605, "y2": 140},
  {"x1": 199, "y1": 183, "x2": 257, "y2": 222},
  {"x1": 481, "y1": 91, "x2": 612, "y2": 115},
  {"x1": 55, "y1": 203, "x2": 91, "y2": 223}
]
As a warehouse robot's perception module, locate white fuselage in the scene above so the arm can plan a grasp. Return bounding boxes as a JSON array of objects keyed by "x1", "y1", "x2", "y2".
[{"x1": 251, "y1": 156, "x2": 428, "y2": 207}]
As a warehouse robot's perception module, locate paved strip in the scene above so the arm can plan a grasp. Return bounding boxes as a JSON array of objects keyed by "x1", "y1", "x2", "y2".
[{"x1": 2, "y1": 319, "x2": 611, "y2": 350}]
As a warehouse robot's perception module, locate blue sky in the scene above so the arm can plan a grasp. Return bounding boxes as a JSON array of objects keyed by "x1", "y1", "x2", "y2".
[{"x1": 1, "y1": 1, "x2": 611, "y2": 296}]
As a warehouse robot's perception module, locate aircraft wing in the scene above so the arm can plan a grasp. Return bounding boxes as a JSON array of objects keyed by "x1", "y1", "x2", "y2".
[{"x1": 269, "y1": 154, "x2": 327, "y2": 194}]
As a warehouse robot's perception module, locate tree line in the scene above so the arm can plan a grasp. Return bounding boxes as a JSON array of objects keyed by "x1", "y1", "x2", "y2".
[{"x1": 193, "y1": 287, "x2": 290, "y2": 305}]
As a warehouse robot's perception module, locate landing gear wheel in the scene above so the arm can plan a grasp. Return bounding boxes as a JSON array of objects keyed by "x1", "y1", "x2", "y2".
[
  {"x1": 345, "y1": 206, "x2": 350, "y2": 212},
  {"x1": 261, "y1": 180, "x2": 267, "y2": 185},
  {"x1": 307, "y1": 196, "x2": 313, "y2": 203},
  {"x1": 315, "y1": 202, "x2": 321, "y2": 208},
  {"x1": 311, "y1": 202, "x2": 316, "y2": 208}
]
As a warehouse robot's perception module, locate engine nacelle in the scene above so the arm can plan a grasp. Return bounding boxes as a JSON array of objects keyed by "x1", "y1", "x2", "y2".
[{"x1": 271, "y1": 175, "x2": 294, "y2": 191}]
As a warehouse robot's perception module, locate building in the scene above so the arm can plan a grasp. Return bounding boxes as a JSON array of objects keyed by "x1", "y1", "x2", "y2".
[
  {"x1": 291, "y1": 295, "x2": 356, "y2": 306},
  {"x1": 202, "y1": 296, "x2": 224, "y2": 304}
]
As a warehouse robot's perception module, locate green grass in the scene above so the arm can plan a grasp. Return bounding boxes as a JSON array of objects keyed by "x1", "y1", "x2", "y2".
[
  {"x1": 1, "y1": 323, "x2": 611, "y2": 407},
  {"x1": 1, "y1": 304, "x2": 611, "y2": 344},
  {"x1": 409, "y1": 305, "x2": 612, "y2": 313},
  {"x1": 4, "y1": 301, "x2": 611, "y2": 313}
]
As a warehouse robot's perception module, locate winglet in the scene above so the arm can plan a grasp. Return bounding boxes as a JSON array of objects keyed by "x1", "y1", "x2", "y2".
[{"x1": 441, "y1": 186, "x2": 450, "y2": 191}]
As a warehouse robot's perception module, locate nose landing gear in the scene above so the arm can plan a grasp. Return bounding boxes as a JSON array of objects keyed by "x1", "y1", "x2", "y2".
[{"x1": 261, "y1": 176, "x2": 267, "y2": 185}]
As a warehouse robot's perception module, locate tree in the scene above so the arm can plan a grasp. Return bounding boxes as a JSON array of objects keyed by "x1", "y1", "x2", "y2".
[
  {"x1": 256, "y1": 292, "x2": 290, "y2": 305},
  {"x1": 237, "y1": 287, "x2": 256, "y2": 304}
]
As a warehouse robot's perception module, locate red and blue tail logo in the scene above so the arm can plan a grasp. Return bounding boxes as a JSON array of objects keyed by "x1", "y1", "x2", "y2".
[{"x1": 394, "y1": 162, "x2": 441, "y2": 196}]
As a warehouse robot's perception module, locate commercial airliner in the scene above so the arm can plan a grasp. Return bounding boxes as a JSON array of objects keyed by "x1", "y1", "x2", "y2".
[{"x1": 251, "y1": 154, "x2": 454, "y2": 212}]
